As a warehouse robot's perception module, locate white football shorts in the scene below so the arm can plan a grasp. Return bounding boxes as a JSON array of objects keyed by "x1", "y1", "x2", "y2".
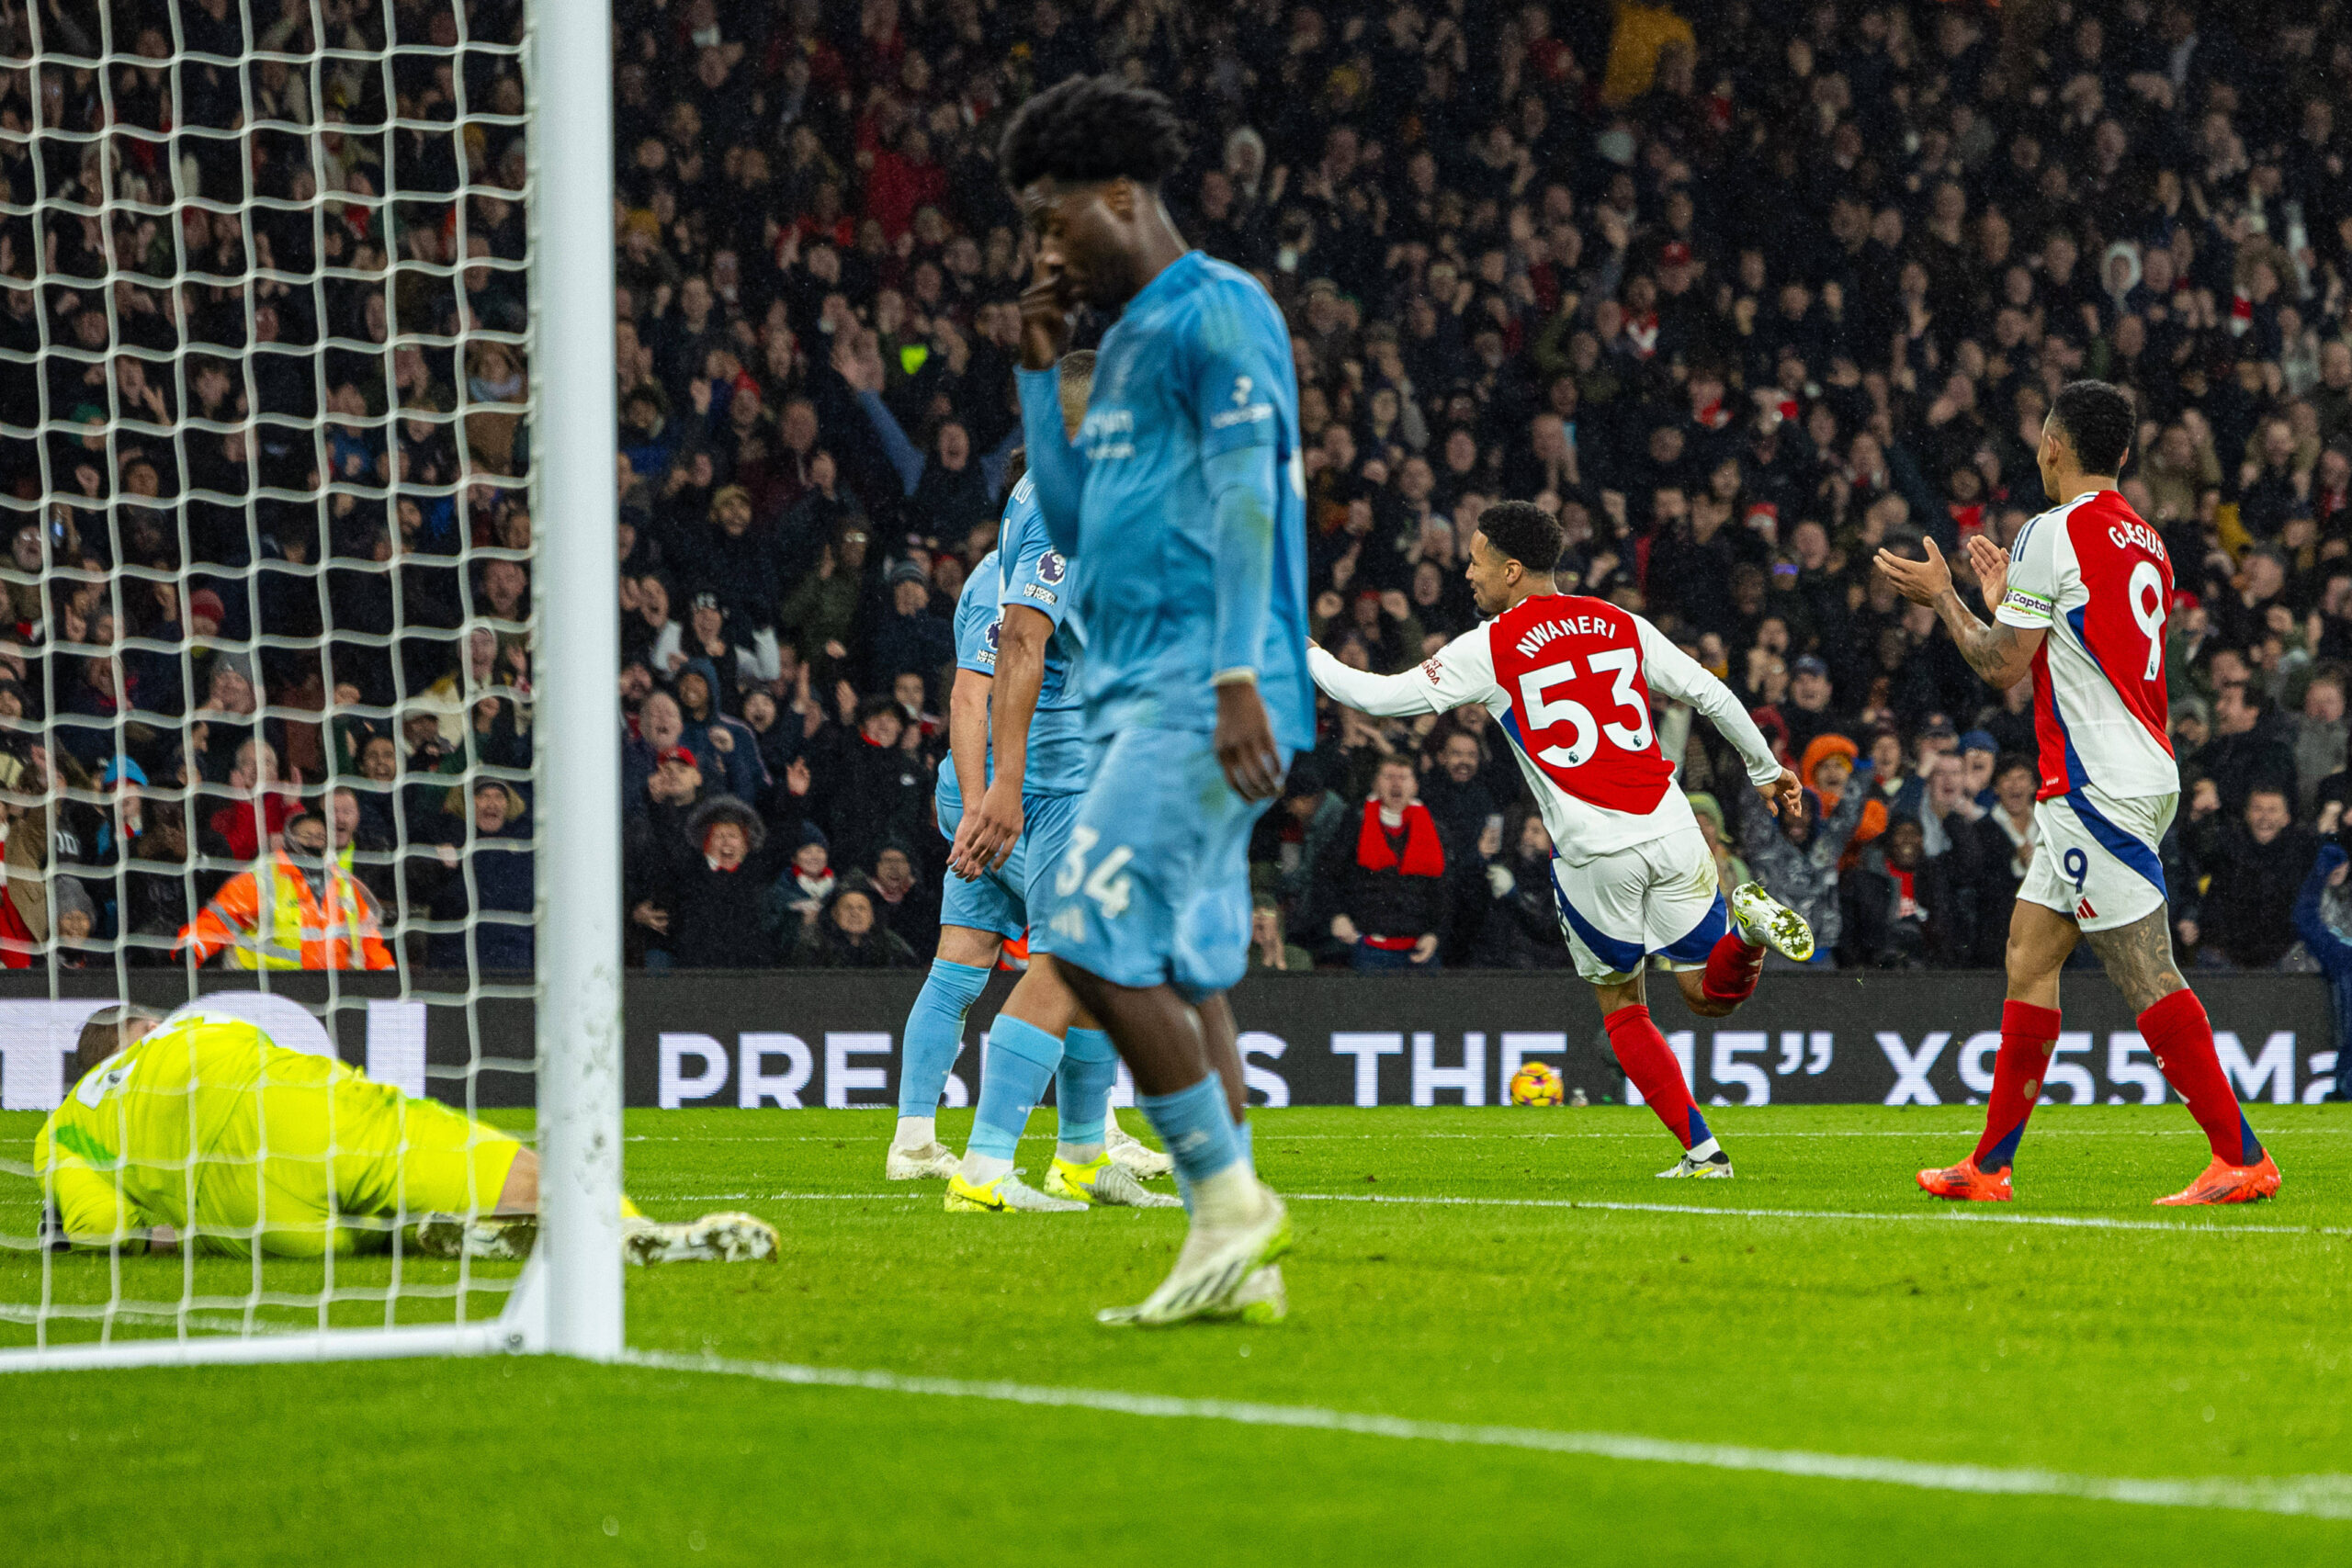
[
  {"x1": 1547, "y1": 825, "x2": 1729, "y2": 984},
  {"x1": 2018, "y1": 785, "x2": 2176, "y2": 933}
]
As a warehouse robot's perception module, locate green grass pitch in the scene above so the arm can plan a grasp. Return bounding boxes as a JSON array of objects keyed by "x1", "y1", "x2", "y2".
[{"x1": 4, "y1": 1103, "x2": 2349, "y2": 1565}]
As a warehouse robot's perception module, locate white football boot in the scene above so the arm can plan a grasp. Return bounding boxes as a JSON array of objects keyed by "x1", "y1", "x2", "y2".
[
  {"x1": 1657, "y1": 1144, "x2": 1735, "y2": 1179},
  {"x1": 413, "y1": 1213, "x2": 537, "y2": 1261},
  {"x1": 1098, "y1": 1180, "x2": 1291, "y2": 1326},
  {"x1": 885, "y1": 1141, "x2": 961, "y2": 1180},
  {"x1": 1203, "y1": 1266, "x2": 1288, "y2": 1325},
  {"x1": 1729, "y1": 881, "x2": 1814, "y2": 962},
  {"x1": 1106, "y1": 1116, "x2": 1174, "y2": 1179},
  {"x1": 1046, "y1": 1154, "x2": 1184, "y2": 1208},
  {"x1": 623, "y1": 1212, "x2": 780, "y2": 1264}
]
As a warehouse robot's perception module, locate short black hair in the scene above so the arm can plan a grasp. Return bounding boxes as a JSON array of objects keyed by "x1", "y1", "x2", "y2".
[
  {"x1": 1475, "y1": 500, "x2": 1566, "y2": 575},
  {"x1": 999, "y1": 73, "x2": 1187, "y2": 191},
  {"x1": 2050, "y1": 379, "x2": 2134, "y2": 474}
]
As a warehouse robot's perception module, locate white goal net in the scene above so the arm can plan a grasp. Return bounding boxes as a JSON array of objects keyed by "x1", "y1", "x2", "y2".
[{"x1": 0, "y1": 0, "x2": 620, "y2": 1369}]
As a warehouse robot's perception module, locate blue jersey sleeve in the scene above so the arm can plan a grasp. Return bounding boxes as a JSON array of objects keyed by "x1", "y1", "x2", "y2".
[
  {"x1": 954, "y1": 551, "x2": 1002, "y2": 676},
  {"x1": 998, "y1": 479, "x2": 1076, "y2": 634},
  {"x1": 1016, "y1": 367, "x2": 1088, "y2": 558},
  {"x1": 1183, "y1": 285, "x2": 1292, "y2": 679}
]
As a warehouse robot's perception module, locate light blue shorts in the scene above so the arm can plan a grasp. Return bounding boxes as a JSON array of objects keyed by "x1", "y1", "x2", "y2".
[
  {"x1": 935, "y1": 790, "x2": 1085, "y2": 942},
  {"x1": 1032, "y1": 728, "x2": 1279, "y2": 999}
]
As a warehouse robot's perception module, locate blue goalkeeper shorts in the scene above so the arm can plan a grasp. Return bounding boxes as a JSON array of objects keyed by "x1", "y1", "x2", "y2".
[
  {"x1": 934, "y1": 791, "x2": 1085, "y2": 942},
  {"x1": 1032, "y1": 728, "x2": 1280, "y2": 999}
]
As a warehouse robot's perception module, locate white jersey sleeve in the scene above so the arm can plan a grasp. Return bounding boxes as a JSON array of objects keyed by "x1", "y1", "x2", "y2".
[
  {"x1": 1306, "y1": 628, "x2": 1501, "y2": 717},
  {"x1": 1633, "y1": 615, "x2": 1783, "y2": 786},
  {"x1": 1996, "y1": 511, "x2": 2064, "y2": 629}
]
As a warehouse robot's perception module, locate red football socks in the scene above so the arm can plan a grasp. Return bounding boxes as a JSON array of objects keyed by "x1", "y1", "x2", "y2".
[
  {"x1": 1605, "y1": 1004, "x2": 1707, "y2": 1150},
  {"x1": 1701, "y1": 931, "x2": 1765, "y2": 1006},
  {"x1": 2139, "y1": 988, "x2": 2263, "y2": 1166},
  {"x1": 1973, "y1": 999, "x2": 2062, "y2": 1172}
]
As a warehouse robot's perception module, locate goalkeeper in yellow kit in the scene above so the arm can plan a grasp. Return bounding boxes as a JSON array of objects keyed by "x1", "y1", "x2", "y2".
[{"x1": 35, "y1": 1005, "x2": 775, "y2": 1265}]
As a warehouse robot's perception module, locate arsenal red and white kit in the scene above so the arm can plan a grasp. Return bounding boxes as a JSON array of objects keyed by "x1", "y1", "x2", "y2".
[
  {"x1": 1307, "y1": 594, "x2": 1781, "y2": 980},
  {"x1": 1993, "y1": 488, "x2": 2178, "y2": 931}
]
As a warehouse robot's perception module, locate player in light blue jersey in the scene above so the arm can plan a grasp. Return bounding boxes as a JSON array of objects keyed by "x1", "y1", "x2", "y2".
[
  {"x1": 885, "y1": 355, "x2": 1176, "y2": 1211},
  {"x1": 882, "y1": 550, "x2": 1013, "y2": 1181},
  {"x1": 1001, "y1": 73, "x2": 1311, "y2": 1325}
]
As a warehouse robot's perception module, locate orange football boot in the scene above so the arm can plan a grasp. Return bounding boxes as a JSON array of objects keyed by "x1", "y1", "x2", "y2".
[
  {"x1": 2154, "y1": 1153, "x2": 2282, "y2": 1206},
  {"x1": 1917, "y1": 1157, "x2": 2013, "y2": 1201}
]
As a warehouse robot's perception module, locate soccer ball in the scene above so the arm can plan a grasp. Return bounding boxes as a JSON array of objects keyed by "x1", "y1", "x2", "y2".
[{"x1": 1509, "y1": 1061, "x2": 1566, "y2": 1106}]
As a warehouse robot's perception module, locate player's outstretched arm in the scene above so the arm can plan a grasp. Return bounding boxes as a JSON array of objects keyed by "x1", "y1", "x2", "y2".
[
  {"x1": 1873, "y1": 536, "x2": 2044, "y2": 691},
  {"x1": 1306, "y1": 627, "x2": 1494, "y2": 717}
]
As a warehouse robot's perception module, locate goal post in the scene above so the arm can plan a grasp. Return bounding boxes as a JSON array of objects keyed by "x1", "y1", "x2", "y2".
[
  {"x1": 529, "y1": 0, "x2": 624, "y2": 1363},
  {"x1": 0, "y1": 0, "x2": 621, "y2": 1371}
]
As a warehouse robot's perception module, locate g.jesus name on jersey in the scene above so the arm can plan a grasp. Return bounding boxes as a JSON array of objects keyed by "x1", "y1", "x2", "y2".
[
  {"x1": 1992, "y1": 490, "x2": 2177, "y2": 802},
  {"x1": 1403, "y1": 594, "x2": 1777, "y2": 863}
]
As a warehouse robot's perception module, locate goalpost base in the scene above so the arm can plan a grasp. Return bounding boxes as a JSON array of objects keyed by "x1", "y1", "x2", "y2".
[{"x1": 0, "y1": 1256, "x2": 550, "y2": 1375}]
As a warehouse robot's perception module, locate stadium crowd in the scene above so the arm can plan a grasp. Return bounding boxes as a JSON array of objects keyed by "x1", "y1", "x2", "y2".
[{"x1": 6, "y1": 0, "x2": 2352, "y2": 979}]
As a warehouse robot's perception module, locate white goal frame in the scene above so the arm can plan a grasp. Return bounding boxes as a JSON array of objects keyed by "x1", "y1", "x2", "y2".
[{"x1": 0, "y1": 0, "x2": 621, "y2": 1373}]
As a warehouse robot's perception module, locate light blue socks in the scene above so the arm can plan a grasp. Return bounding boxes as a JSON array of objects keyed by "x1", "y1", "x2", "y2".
[
  {"x1": 967, "y1": 1016, "x2": 1065, "y2": 1160},
  {"x1": 1054, "y1": 1027, "x2": 1118, "y2": 1149},
  {"x1": 898, "y1": 958, "x2": 990, "y2": 1118},
  {"x1": 1137, "y1": 1072, "x2": 1246, "y2": 1189}
]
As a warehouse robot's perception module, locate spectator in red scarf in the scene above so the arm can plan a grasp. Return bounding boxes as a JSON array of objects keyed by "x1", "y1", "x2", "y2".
[{"x1": 1319, "y1": 756, "x2": 1449, "y2": 972}]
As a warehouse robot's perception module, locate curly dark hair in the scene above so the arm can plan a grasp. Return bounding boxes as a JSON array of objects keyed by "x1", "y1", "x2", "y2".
[
  {"x1": 1474, "y1": 500, "x2": 1566, "y2": 575},
  {"x1": 999, "y1": 73, "x2": 1187, "y2": 191},
  {"x1": 2050, "y1": 379, "x2": 2135, "y2": 475}
]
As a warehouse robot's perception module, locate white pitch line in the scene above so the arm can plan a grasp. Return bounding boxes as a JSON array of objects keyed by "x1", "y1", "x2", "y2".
[
  {"x1": 1280, "y1": 1192, "x2": 2352, "y2": 1237},
  {"x1": 646, "y1": 1188, "x2": 2346, "y2": 1238},
  {"x1": 619, "y1": 1349, "x2": 2352, "y2": 1521},
  {"x1": 621, "y1": 1126, "x2": 2352, "y2": 1144}
]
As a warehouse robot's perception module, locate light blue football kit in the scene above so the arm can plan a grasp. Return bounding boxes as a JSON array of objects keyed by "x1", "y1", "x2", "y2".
[
  {"x1": 896, "y1": 513, "x2": 1117, "y2": 1159},
  {"x1": 1016, "y1": 250, "x2": 1311, "y2": 1192},
  {"x1": 898, "y1": 553, "x2": 1011, "y2": 1124},
  {"x1": 932, "y1": 550, "x2": 1025, "y2": 941},
  {"x1": 1017, "y1": 251, "x2": 1313, "y2": 1001}
]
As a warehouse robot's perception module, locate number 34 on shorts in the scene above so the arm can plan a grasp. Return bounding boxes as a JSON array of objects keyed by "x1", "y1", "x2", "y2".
[{"x1": 1050, "y1": 826, "x2": 1133, "y2": 939}]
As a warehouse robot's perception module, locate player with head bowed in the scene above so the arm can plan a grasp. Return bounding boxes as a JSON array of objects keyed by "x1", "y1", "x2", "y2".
[
  {"x1": 1878, "y1": 379, "x2": 2279, "y2": 1205},
  {"x1": 1003, "y1": 73, "x2": 1308, "y2": 1325},
  {"x1": 1307, "y1": 500, "x2": 1812, "y2": 1179},
  {"x1": 884, "y1": 349, "x2": 1178, "y2": 1213}
]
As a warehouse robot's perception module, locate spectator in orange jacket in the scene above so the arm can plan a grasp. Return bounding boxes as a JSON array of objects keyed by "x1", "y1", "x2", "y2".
[{"x1": 177, "y1": 811, "x2": 395, "y2": 970}]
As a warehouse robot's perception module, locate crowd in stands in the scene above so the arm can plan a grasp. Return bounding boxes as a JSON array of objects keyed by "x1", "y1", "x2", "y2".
[{"x1": 7, "y1": 0, "x2": 2352, "y2": 979}]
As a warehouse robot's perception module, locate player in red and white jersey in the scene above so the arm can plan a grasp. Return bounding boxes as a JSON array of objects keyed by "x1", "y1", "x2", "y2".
[
  {"x1": 1307, "y1": 502, "x2": 1808, "y2": 1179},
  {"x1": 1879, "y1": 380, "x2": 2279, "y2": 1207}
]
